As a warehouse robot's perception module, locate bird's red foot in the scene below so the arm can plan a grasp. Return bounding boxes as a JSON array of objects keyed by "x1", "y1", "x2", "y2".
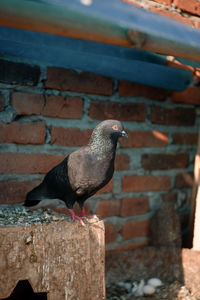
[
  {"x1": 80, "y1": 208, "x2": 97, "y2": 219},
  {"x1": 69, "y1": 209, "x2": 85, "y2": 226}
]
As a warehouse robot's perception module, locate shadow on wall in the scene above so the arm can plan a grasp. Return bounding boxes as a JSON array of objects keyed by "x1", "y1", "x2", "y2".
[{"x1": 106, "y1": 196, "x2": 185, "y2": 298}]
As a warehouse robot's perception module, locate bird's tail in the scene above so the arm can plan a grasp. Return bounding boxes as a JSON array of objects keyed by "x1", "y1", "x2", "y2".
[{"x1": 24, "y1": 184, "x2": 45, "y2": 207}]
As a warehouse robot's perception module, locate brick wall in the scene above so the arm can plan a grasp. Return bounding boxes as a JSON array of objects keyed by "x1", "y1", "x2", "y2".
[
  {"x1": 124, "y1": 0, "x2": 200, "y2": 28},
  {"x1": 0, "y1": 53, "x2": 199, "y2": 250},
  {"x1": 1, "y1": 0, "x2": 200, "y2": 250}
]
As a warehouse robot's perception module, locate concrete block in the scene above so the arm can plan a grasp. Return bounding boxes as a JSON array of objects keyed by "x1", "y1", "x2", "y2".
[{"x1": 0, "y1": 206, "x2": 105, "y2": 300}]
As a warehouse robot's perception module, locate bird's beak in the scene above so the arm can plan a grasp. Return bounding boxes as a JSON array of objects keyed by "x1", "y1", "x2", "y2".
[{"x1": 121, "y1": 130, "x2": 128, "y2": 138}]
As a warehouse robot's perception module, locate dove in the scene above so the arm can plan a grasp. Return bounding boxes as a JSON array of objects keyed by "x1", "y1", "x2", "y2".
[{"x1": 24, "y1": 120, "x2": 128, "y2": 224}]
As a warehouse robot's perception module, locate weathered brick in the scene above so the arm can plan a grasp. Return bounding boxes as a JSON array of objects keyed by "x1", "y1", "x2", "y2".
[
  {"x1": 162, "y1": 192, "x2": 178, "y2": 202},
  {"x1": 0, "y1": 153, "x2": 65, "y2": 174},
  {"x1": 152, "y1": 0, "x2": 171, "y2": 5},
  {"x1": 119, "y1": 130, "x2": 169, "y2": 148},
  {"x1": 150, "y1": 106, "x2": 195, "y2": 126},
  {"x1": 174, "y1": 0, "x2": 200, "y2": 16},
  {"x1": 12, "y1": 93, "x2": 83, "y2": 119},
  {"x1": 51, "y1": 128, "x2": 92, "y2": 146},
  {"x1": 115, "y1": 154, "x2": 130, "y2": 170},
  {"x1": 89, "y1": 101, "x2": 146, "y2": 121},
  {"x1": 150, "y1": 194, "x2": 182, "y2": 247},
  {"x1": 0, "y1": 94, "x2": 6, "y2": 112},
  {"x1": 52, "y1": 203, "x2": 90, "y2": 216},
  {"x1": 194, "y1": 19, "x2": 200, "y2": 29},
  {"x1": 120, "y1": 197, "x2": 149, "y2": 217},
  {"x1": 172, "y1": 87, "x2": 200, "y2": 105},
  {"x1": 173, "y1": 132, "x2": 198, "y2": 145},
  {"x1": 118, "y1": 81, "x2": 169, "y2": 101},
  {"x1": 0, "y1": 122, "x2": 45, "y2": 144},
  {"x1": 120, "y1": 219, "x2": 150, "y2": 240},
  {"x1": 45, "y1": 67, "x2": 113, "y2": 95},
  {"x1": 0, "y1": 181, "x2": 40, "y2": 204},
  {"x1": 0, "y1": 60, "x2": 40, "y2": 85},
  {"x1": 196, "y1": 68, "x2": 200, "y2": 81},
  {"x1": 175, "y1": 172, "x2": 193, "y2": 188},
  {"x1": 122, "y1": 175, "x2": 171, "y2": 192},
  {"x1": 149, "y1": 6, "x2": 194, "y2": 25},
  {"x1": 43, "y1": 96, "x2": 83, "y2": 119},
  {"x1": 166, "y1": 57, "x2": 194, "y2": 73},
  {"x1": 105, "y1": 224, "x2": 118, "y2": 243},
  {"x1": 11, "y1": 92, "x2": 44, "y2": 115},
  {"x1": 96, "y1": 199, "x2": 121, "y2": 218},
  {"x1": 113, "y1": 240, "x2": 148, "y2": 251},
  {"x1": 122, "y1": 0, "x2": 142, "y2": 8},
  {"x1": 142, "y1": 153, "x2": 189, "y2": 170},
  {"x1": 97, "y1": 180, "x2": 113, "y2": 194}
]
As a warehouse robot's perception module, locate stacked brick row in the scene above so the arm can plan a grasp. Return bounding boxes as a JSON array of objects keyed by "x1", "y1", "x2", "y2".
[
  {"x1": 0, "y1": 54, "x2": 199, "y2": 250},
  {"x1": 124, "y1": 0, "x2": 200, "y2": 29}
]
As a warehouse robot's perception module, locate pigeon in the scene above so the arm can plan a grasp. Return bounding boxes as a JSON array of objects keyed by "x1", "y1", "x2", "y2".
[{"x1": 24, "y1": 120, "x2": 128, "y2": 224}]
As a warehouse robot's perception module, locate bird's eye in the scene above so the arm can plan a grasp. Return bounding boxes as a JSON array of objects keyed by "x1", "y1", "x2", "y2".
[{"x1": 112, "y1": 125, "x2": 118, "y2": 131}]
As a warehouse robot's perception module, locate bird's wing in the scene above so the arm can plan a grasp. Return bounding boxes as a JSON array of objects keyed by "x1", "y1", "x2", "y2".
[{"x1": 67, "y1": 146, "x2": 112, "y2": 196}]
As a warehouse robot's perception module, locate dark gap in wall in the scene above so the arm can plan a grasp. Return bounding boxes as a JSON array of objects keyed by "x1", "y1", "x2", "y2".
[{"x1": 2, "y1": 280, "x2": 47, "y2": 300}]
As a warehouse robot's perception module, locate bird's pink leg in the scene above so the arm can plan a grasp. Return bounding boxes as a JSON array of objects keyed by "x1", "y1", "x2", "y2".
[
  {"x1": 69, "y1": 209, "x2": 85, "y2": 226},
  {"x1": 80, "y1": 208, "x2": 96, "y2": 219}
]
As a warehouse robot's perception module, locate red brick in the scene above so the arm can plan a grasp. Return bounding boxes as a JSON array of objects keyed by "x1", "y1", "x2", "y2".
[
  {"x1": 52, "y1": 207, "x2": 69, "y2": 215},
  {"x1": 196, "y1": 68, "x2": 200, "y2": 82},
  {"x1": 173, "y1": 132, "x2": 198, "y2": 145},
  {"x1": 150, "y1": 106, "x2": 195, "y2": 126},
  {"x1": 97, "y1": 180, "x2": 113, "y2": 194},
  {"x1": 152, "y1": 0, "x2": 171, "y2": 5},
  {"x1": 45, "y1": 67, "x2": 113, "y2": 95},
  {"x1": 174, "y1": 0, "x2": 200, "y2": 16},
  {"x1": 162, "y1": 192, "x2": 178, "y2": 202},
  {"x1": 0, "y1": 180, "x2": 40, "y2": 204},
  {"x1": 105, "y1": 224, "x2": 118, "y2": 243},
  {"x1": 194, "y1": 19, "x2": 200, "y2": 29},
  {"x1": 0, "y1": 60, "x2": 40, "y2": 85},
  {"x1": 120, "y1": 197, "x2": 149, "y2": 217},
  {"x1": 118, "y1": 81, "x2": 169, "y2": 101},
  {"x1": 43, "y1": 96, "x2": 83, "y2": 119},
  {"x1": 142, "y1": 153, "x2": 189, "y2": 170},
  {"x1": 0, "y1": 153, "x2": 65, "y2": 174},
  {"x1": 120, "y1": 219, "x2": 150, "y2": 240},
  {"x1": 119, "y1": 130, "x2": 169, "y2": 148},
  {"x1": 11, "y1": 92, "x2": 44, "y2": 115},
  {"x1": 122, "y1": 175, "x2": 171, "y2": 192},
  {"x1": 175, "y1": 172, "x2": 193, "y2": 188},
  {"x1": 166, "y1": 57, "x2": 194, "y2": 73},
  {"x1": 89, "y1": 101, "x2": 146, "y2": 121},
  {"x1": 52, "y1": 203, "x2": 90, "y2": 216},
  {"x1": 51, "y1": 127, "x2": 92, "y2": 146},
  {"x1": 113, "y1": 240, "x2": 148, "y2": 251},
  {"x1": 122, "y1": 0, "x2": 142, "y2": 7},
  {"x1": 172, "y1": 87, "x2": 200, "y2": 105},
  {"x1": 115, "y1": 154, "x2": 130, "y2": 170},
  {"x1": 149, "y1": 6, "x2": 194, "y2": 25},
  {"x1": 0, "y1": 94, "x2": 6, "y2": 111},
  {"x1": 12, "y1": 93, "x2": 83, "y2": 119},
  {"x1": 96, "y1": 199, "x2": 121, "y2": 218},
  {"x1": 0, "y1": 122, "x2": 45, "y2": 144}
]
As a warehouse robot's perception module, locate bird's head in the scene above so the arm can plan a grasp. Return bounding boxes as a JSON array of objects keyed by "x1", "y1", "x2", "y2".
[
  {"x1": 102, "y1": 120, "x2": 128, "y2": 140},
  {"x1": 90, "y1": 120, "x2": 128, "y2": 145}
]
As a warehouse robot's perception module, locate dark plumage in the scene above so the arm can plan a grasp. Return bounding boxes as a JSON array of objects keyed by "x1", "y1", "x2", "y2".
[{"x1": 24, "y1": 120, "x2": 128, "y2": 224}]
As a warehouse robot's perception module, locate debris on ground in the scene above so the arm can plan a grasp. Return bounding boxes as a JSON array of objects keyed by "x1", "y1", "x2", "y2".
[
  {"x1": 0, "y1": 204, "x2": 98, "y2": 226},
  {"x1": 106, "y1": 280, "x2": 198, "y2": 300}
]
